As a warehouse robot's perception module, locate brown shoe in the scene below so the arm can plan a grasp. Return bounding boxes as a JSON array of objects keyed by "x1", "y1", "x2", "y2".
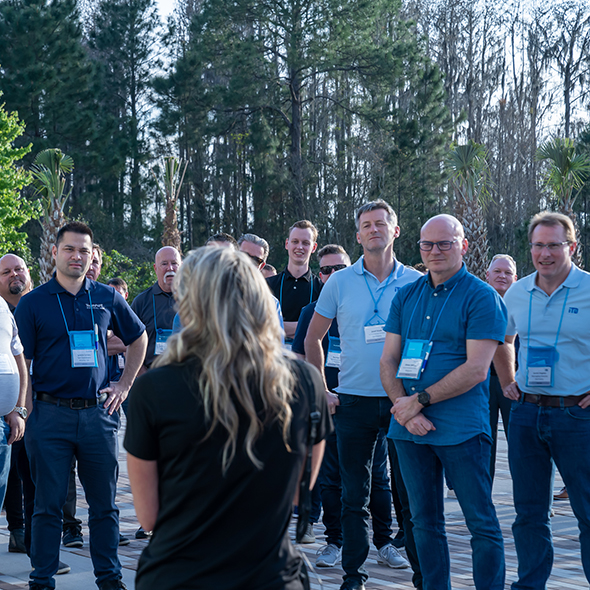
[{"x1": 553, "y1": 486, "x2": 568, "y2": 500}]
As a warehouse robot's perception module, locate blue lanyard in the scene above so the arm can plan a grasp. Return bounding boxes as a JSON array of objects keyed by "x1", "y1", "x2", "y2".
[
  {"x1": 362, "y1": 263, "x2": 395, "y2": 323},
  {"x1": 152, "y1": 294, "x2": 160, "y2": 332},
  {"x1": 404, "y1": 280, "x2": 460, "y2": 342},
  {"x1": 57, "y1": 290, "x2": 98, "y2": 346},
  {"x1": 279, "y1": 272, "x2": 313, "y2": 309},
  {"x1": 526, "y1": 288, "x2": 569, "y2": 354}
]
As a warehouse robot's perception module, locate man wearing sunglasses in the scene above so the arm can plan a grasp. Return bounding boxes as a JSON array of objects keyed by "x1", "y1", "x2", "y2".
[
  {"x1": 238, "y1": 233, "x2": 270, "y2": 270},
  {"x1": 380, "y1": 214, "x2": 507, "y2": 590},
  {"x1": 495, "y1": 211, "x2": 590, "y2": 589},
  {"x1": 305, "y1": 201, "x2": 420, "y2": 590}
]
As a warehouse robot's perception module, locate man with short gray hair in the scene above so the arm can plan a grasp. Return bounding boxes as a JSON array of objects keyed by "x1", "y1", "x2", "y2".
[{"x1": 238, "y1": 234, "x2": 270, "y2": 270}]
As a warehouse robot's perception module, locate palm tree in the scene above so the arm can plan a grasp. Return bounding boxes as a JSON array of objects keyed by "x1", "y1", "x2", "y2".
[
  {"x1": 152, "y1": 157, "x2": 187, "y2": 252},
  {"x1": 536, "y1": 137, "x2": 590, "y2": 268},
  {"x1": 446, "y1": 141, "x2": 491, "y2": 280},
  {"x1": 30, "y1": 149, "x2": 74, "y2": 283}
]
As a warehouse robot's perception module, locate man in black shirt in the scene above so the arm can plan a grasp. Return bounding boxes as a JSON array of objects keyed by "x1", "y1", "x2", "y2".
[{"x1": 267, "y1": 220, "x2": 322, "y2": 345}]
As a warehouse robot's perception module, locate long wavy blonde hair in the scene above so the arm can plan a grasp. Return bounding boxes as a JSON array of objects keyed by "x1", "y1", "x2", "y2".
[{"x1": 153, "y1": 246, "x2": 295, "y2": 473}]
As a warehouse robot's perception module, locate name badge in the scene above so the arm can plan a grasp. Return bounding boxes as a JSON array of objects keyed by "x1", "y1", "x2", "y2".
[
  {"x1": 0, "y1": 353, "x2": 15, "y2": 374},
  {"x1": 117, "y1": 354, "x2": 125, "y2": 370},
  {"x1": 69, "y1": 331, "x2": 98, "y2": 368},
  {"x1": 397, "y1": 339, "x2": 432, "y2": 380},
  {"x1": 526, "y1": 346, "x2": 557, "y2": 387},
  {"x1": 154, "y1": 329, "x2": 173, "y2": 355},
  {"x1": 326, "y1": 336, "x2": 341, "y2": 368},
  {"x1": 364, "y1": 324, "x2": 386, "y2": 344}
]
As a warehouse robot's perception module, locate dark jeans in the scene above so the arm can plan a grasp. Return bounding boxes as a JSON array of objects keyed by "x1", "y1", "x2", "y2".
[
  {"x1": 63, "y1": 457, "x2": 82, "y2": 532},
  {"x1": 509, "y1": 399, "x2": 590, "y2": 588},
  {"x1": 489, "y1": 375, "x2": 512, "y2": 480},
  {"x1": 395, "y1": 435, "x2": 505, "y2": 590},
  {"x1": 25, "y1": 400, "x2": 122, "y2": 588},
  {"x1": 333, "y1": 394, "x2": 394, "y2": 584},
  {"x1": 318, "y1": 429, "x2": 394, "y2": 549}
]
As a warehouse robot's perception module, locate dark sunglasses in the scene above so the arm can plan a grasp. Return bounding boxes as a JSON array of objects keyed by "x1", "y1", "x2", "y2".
[
  {"x1": 319, "y1": 264, "x2": 347, "y2": 275},
  {"x1": 246, "y1": 253, "x2": 265, "y2": 266}
]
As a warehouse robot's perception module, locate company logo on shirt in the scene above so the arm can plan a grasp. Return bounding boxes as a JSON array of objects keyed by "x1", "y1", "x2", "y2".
[
  {"x1": 568, "y1": 307, "x2": 579, "y2": 314},
  {"x1": 86, "y1": 303, "x2": 106, "y2": 311}
]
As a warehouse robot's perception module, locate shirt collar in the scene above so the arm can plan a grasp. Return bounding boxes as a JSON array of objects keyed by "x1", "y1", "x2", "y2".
[
  {"x1": 426, "y1": 262, "x2": 467, "y2": 291},
  {"x1": 353, "y1": 255, "x2": 402, "y2": 282},
  {"x1": 48, "y1": 274, "x2": 92, "y2": 296},
  {"x1": 525, "y1": 263, "x2": 582, "y2": 294},
  {"x1": 283, "y1": 267, "x2": 312, "y2": 282}
]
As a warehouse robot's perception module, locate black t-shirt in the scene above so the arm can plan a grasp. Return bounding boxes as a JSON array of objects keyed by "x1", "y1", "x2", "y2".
[
  {"x1": 266, "y1": 268, "x2": 322, "y2": 322},
  {"x1": 124, "y1": 358, "x2": 331, "y2": 590}
]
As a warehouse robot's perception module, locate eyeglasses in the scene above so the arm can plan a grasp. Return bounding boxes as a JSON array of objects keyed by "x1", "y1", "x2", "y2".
[
  {"x1": 417, "y1": 240, "x2": 458, "y2": 252},
  {"x1": 246, "y1": 253, "x2": 265, "y2": 266},
  {"x1": 319, "y1": 264, "x2": 347, "y2": 275},
  {"x1": 529, "y1": 241, "x2": 570, "y2": 252}
]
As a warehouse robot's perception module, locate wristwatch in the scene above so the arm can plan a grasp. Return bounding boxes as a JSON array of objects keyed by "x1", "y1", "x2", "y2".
[
  {"x1": 13, "y1": 406, "x2": 28, "y2": 419},
  {"x1": 417, "y1": 391, "x2": 431, "y2": 408}
]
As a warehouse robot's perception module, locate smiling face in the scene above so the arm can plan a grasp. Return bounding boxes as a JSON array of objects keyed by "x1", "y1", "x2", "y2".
[
  {"x1": 52, "y1": 232, "x2": 93, "y2": 282},
  {"x1": 155, "y1": 247, "x2": 181, "y2": 293},
  {"x1": 486, "y1": 258, "x2": 517, "y2": 297},
  {"x1": 285, "y1": 227, "x2": 317, "y2": 268},
  {"x1": 420, "y1": 216, "x2": 467, "y2": 285},
  {"x1": 530, "y1": 223, "x2": 574, "y2": 288},
  {"x1": 356, "y1": 208, "x2": 399, "y2": 253}
]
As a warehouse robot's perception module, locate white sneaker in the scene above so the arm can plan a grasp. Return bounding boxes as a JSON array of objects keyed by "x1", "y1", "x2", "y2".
[
  {"x1": 300, "y1": 523, "x2": 316, "y2": 544},
  {"x1": 377, "y1": 544, "x2": 410, "y2": 569},
  {"x1": 316, "y1": 543, "x2": 342, "y2": 567}
]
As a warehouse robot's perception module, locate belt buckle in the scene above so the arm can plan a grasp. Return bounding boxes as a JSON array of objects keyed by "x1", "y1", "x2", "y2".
[{"x1": 69, "y1": 398, "x2": 86, "y2": 410}]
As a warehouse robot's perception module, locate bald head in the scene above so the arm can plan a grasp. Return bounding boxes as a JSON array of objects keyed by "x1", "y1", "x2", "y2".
[
  {"x1": 421, "y1": 214, "x2": 464, "y2": 239},
  {"x1": 0, "y1": 254, "x2": 31, "y2": 307},
  {"x1": 154, "y1": 247, "x2": 181, "y2": 292}
]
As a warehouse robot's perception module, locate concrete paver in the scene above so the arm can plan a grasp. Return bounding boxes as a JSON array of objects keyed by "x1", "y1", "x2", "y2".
[{"x1": 1, "y1": 422, "x2": 586, "y2": 589}]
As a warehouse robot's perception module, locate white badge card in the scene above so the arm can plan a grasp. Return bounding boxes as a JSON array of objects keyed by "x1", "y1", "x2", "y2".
[
  {"x1": 117, "y1": 354, "x2": 125, "y2": 370},
  {"x1": 155, "y1": 329, "x2": 173, "y2": 355},
  {"x1": 397, "y1": 340, "x2": 432, "y2": 380},
  {"x1": 0, "y1": 353, "x2": 15, "y2": 374},
  {"x1": 69, "y1": 331, "x2": 98, "y2": 368},
  {"x1": 326, "y1": 336, "x2": 342, "y2": 368},
  {"x1": 364, "y1": 324, "x2": 386, "y2": 344},
  {"x1": 526, "y1": 346, "x2": 556, "y2": 387}
]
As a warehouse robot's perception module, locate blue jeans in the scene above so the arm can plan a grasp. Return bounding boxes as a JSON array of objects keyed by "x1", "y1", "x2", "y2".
[
  {"x1": 333, "y1": 394, "x2": 394, "y2": 584},
  {"x1": 318, "y1": 429, "x2": 395, "y2": 549},
  {"x1": 489, "y1": 375, "x2": 512, "y2": 480},
  {"x1": 508, "y1": 399, "x2": 590, "y2": 589},
  {"x1": 395, "y1": 435, "x2": 505, "y2": 590},
  {"x1": 25, "y1": 400, "x2": 122, "y2": 588},
  {"x1": 0, "y1": 418, "x2": 11, "y2": 507}
]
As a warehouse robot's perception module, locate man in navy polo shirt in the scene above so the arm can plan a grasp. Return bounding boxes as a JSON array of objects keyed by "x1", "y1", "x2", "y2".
[
  {"x1": 306, "y1": 201, "x2": 419, "y2": 590},
  {"x1": 15, "y1": 221, "x2": 147, "y2": 590},
  {"x1": 496, "y1": 211, "x2": 590, "y2": 588},
  {"x1": 380, "y1": 214, "x2": 507, "y2": 590}
]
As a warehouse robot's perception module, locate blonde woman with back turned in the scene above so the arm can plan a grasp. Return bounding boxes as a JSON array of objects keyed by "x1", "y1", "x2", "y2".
[{"x1": 124, "y1": 246, "x2": 331, "y2": 590}]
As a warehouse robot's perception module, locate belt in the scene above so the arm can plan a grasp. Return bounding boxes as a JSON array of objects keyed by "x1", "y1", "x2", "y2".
[
  {"x1": 35, "y1": 392, "x2": 108, "y2": 409},
  {"x1": 520, "y1": 390, "x2": 587, "y2": 408}
]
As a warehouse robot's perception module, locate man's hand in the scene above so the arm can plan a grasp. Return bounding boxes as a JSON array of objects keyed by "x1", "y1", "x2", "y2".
[
  {"x1": 100, "y1": 382, "x2": 129, "y2": 415},
  {"x1": 4, "y1": 411, "x2": 25, "y2": 444},
  {"x1": 579, "y1": 394, "x2": 590, "y2": 409},
  {"x1": 392, "y1": 394, "x2": 422, "y2": 426},
  {"x1": 404, "y1": 414, "x2": 435, "y2": 436},
  {"x1": 503, "y1": 381, "x2": 520, "y2": 401},
  {"x1": 326, "y1": 391, "x2": 339, "y2": 415}
]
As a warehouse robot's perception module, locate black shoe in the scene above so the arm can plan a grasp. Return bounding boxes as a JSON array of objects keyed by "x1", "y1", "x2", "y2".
[
  {"x1": 9, "y1": 529, "x2": 26, "y2": 553},
  {"x1": 391, "y1": 529, "x2": 405, "y2": 548},
  {"x1": 99, "y1": 579, "x2": 128, "y2": 590},
  {"x1": 56, "y1": 561, "x2": 71, "y2": 575},
  {"x1": 119, "y1": 534, "x2": 131, "y2": 546},
  {"x1": 340, "y1": 580, "x2": 366, "y2": 590},
  {"x1": 29, "y1": 584, "x2": 53, "y2": 590},
  {"x1": 62, "y1": 527, "x2": 83, "y2": 548},
  {"x1": 135, "y1": 527, "x2": 151, "y2": 539}
]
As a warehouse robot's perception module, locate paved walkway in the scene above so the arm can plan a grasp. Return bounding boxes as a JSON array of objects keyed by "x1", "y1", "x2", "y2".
[{"x1": 0, "y1": 422, "x2": 586, "y2": 589}]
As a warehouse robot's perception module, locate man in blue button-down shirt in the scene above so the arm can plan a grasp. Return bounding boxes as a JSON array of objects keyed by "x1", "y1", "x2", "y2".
[
  {"x1": 15, "y1": 221, "x2": 147, "y2": 590},
  {"x1": 380, "y1": 214, "x2": 507, "y2": 590}
]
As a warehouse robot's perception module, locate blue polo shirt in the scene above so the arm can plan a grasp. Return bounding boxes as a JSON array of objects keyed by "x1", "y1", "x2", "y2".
[
  {"x1": 15, "y1": 276, "x2": 145, "y2": 399},
  {"x1": 386, "y1": 263, "x2": 507, "y2": 446},
  {"x1": 504, "y1": 264, "x2": 590, "y2": 397},
  {"x1": 315, "y1": 256, "x2": 422, "y2": 397}
]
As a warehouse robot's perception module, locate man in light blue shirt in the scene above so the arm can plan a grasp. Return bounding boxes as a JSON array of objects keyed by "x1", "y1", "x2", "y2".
[
  {"x1": 496, "y1": 211, "x2": 590, "y2": 589},
  {"x1": 380, "y1": 214, "x2": 507, "y2": 590},
  {"x1": 305, "y1": 200, "x2": 421, "y2": 590}
]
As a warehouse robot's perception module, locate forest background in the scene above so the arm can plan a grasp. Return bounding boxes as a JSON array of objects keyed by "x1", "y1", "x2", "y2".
[{"x1": 1, "y1": 0, "x2": 590, "y2": 298}]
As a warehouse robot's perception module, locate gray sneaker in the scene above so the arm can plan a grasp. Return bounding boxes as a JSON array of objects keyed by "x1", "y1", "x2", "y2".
[
  {"x1": 316, "y1": 543, "x2": 342, "y2": 567},
  {"x1": 377, "y1": 544, "x2": 409, "y2": 569},
  {"x1": 300, "y1": 523, "x2": 316, "y2": 544}
]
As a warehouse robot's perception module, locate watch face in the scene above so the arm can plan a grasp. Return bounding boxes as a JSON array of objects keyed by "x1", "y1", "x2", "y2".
[{"x1": 418, "y1": 392, "x2": 430, "y2": 406}]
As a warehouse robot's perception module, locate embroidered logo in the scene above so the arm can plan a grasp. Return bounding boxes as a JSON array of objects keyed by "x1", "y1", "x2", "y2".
[{"x1": 568, "y1": 307, "x2": 579, "y2": 314}]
